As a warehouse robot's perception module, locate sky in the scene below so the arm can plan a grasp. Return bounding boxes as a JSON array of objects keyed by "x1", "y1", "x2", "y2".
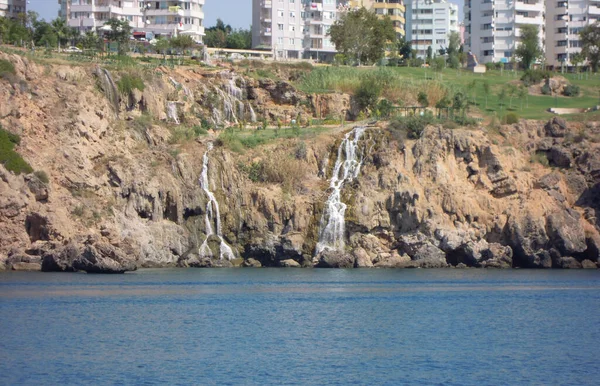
[{"x1": 30, "y1": 0, "x2": 463, "y2": 28}]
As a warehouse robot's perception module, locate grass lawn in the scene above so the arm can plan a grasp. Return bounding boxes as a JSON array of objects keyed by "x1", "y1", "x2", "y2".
[
  {"x1": 218, "y1": 125, "x2": 334, "y2": 152},
  {"x1": 296, "y1": 65, "x2": 600, "y2": 121}
]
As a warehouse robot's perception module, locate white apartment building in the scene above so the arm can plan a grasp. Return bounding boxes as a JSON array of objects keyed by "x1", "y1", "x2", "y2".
[
  {"x1": 0, "y1": 0, "x2": 26, "y2": 19},
  {"x1": 59, "y1": 0, "x2": 205, "y2": 42},
  {"x1": 252, "y1": 0, "x2": 340, "y2": 61},
  {"x1": 465, "y1": 0, "x2": 545, "y2": 65},
  {"x1": 406, "y1": 0, "x2": 458, "y2": 59},
  {"x1": 546, "y1": 0, "x2": 600, "y2": 68}
]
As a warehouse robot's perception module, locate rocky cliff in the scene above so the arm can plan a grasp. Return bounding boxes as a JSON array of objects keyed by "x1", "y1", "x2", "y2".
[{"x1": 0, "y1": 52, "x2": 598, "y2": 271}]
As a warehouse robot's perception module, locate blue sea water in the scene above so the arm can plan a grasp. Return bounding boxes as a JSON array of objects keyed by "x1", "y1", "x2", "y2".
[{"x1": 1, "y1": 268, "x2": 599, "y2": 385}]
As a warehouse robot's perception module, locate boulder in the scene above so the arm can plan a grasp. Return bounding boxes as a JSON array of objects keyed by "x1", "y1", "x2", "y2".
[
  {"x1": 546, "y1": 210, "x2": 587, "y2": 255},
  {"x1": 279, "y1": 259, "x2": 301, "y2": 268},
  {"x1": 548, "y1": 146, "x2": 572, "y2": 168},
  {"x1": 398, "y1": 233, "x2": 448, "y2": 268},
  {"x1": 242, "y1": 258, "x2": 262, "y2": 268},
  {"x1": 41, "y1": 243, "x2": 79, "y2": 272},
  {"x1": 581, "y1": 260, "x2": 598, "y2": 269},
  {"x1": 352, "y1": 247, "x2": 373, "y2": 268},
  {"x1": 316, "y1": 250, "x2": 354, "y2": 268},
  {"x1": 73, "y1": 243, "x2": 137, "y2": 273},
  {"x1": 10, "y1": 262, "x2": 42, "y2": 271},
  {"x1": 544, "y1": 117, "x2": 568, "y2": 138},
  {"x1": 5, "y1": 253, "x2": 42, "y2": 271},
  {"x1": 373, "y1": 251, "x2": 411, "y2": 268},
  {"x1": 554, "y1": 256, "x2": 582, "y2": 269},
  {"x1": 507, "y1": 214, "x2": 551, "y2": 268},
  {"x1": 480, "y1": 243, "x2": 513, "y2": 268},
  {"x1": 25, "y1": 174, "x2": 49, "y2": 202}
]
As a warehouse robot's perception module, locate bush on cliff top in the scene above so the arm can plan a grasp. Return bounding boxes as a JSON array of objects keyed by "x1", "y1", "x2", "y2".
[
  {"x1": 117, "y1": 74, "x2": 145, "y2": 95},
  {"x1": 0, "y1": 126, "x2": 33, "y2": 175},
  {"x1": 0, "y1": 59, "x2": 16, "y2": 76}
]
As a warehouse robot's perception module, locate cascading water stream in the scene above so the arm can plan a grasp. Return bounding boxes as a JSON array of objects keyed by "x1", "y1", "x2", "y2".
[
  {"x1": 315, "y1": 127, "x2": 367, "y2": 255},
  {"x1": 199, "y1": 143, "x2": 235, "y2": 260},
  {"x1": 167, "y1": 101, "x2": 180, "y2": 124},
  {"x1": 97, "y1": 68, "x2": 119, "y2": 114}
]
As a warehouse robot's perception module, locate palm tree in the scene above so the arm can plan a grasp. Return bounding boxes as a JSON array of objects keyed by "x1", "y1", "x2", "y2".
[{"x1": 51, "y1": 18, "x2": 69, "y2": 52}]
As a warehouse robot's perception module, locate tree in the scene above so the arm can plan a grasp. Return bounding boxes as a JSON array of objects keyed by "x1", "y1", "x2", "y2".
[
  {"x1": 398, "y1": 36, "x2": 412, "y2": 63},
  {"x1": 51, "y1": 18, "x2": 69, "y2": 51},
  {"x1": 514, "y1": 25, "x2": 542, "y2": 70},
  {"x1": 570, "y1": 52, "x2": 584, "y2": 79},
  {"x1": 498, "y1": 87, "x2": 507, "y2": 113},
  {"x1": 517, "y1": 85, "x2": 528, "y2": 110},
  {"x1": 453, "y1": 91, "x2": 468, "y2": 116},
  {"x1": 447, "y1": 31, "x2": 461, "y2": 69},
  {"x1": 426, "y1": 46, "x2": 433, "y2": 63},
  {"x1": 153, "y1": 38, "x2": 171, "y2": 61},
  {"x1": 81, "y1": 31, "x2": 101, "y2": 51},
  {"x1": 171, "y1": 35, "x2": 196, "y2": 56},
  {"x1": 580, "y1": 23, "x2": 600, "y2": 72},
  {"x1": 104, "y1": 18, "x2": 132, "y2": 55},
  {"x1": 204, "y1": 28, "x2": 226, "y2": 48},
  {"x1": 226, "y1": 29, "x2": 251, "y2": 49},
  {"x1": 329, "y1": 7, "x2": 396, "y2": 65},
  {"x1": 506, "y1": 84, "x2": 518, "y2": 109},
  {"x1": 482, "y1": 81, "x2": 491, "y2": 109}
]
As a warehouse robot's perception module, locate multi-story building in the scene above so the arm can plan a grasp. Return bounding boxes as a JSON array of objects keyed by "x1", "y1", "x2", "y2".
[
  {"x1": 0, "y1": 0, "x2": 26, "y2": 19},
  {"x1": 465, "y1": 0, "x2": 545, "y2": 65},
  {"x1": 59, "y1": 0, "x2": 205, "y2": 42},
  {"x1": 406, "y1": 0, "x2": 458, "y2": 59},
  {"x1": 252, "y1": 0, "x2": 339, "y2": 61},
  {"x1": 373, "y1": 0, "x2": 406, "y2": 37},
  {"x1": 546, "y1": 0, "x2": 600, "y2": 68}
]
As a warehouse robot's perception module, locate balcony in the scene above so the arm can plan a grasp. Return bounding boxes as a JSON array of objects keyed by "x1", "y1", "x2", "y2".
[
  {"x1": 261, "y1": 1, "x2": 272, "y2": 8},
  {"x1": 515, "y1": 1, "x2": 542, "y2": 13},
  {"x1": 514, "y1": 15, "x2": 543, "y2": 25}
]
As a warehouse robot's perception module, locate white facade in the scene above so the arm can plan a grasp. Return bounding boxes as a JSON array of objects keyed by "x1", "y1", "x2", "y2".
[
  {"x1": 465, "y1": 0, "x2": 545, "y2": 65},
  {"x1": 546, "y1": 0, "x2": 600, "y2": 67},
  {"x1": 406, "y1": 0, "x2": 459, "y2": 59},
  {"x1": 0, "y1": 0, "x2": 26, "y2": 18},
  {"x1": 59, "y1": 0, "x2": 205, "y2": 42},
  {"x1": 252, "y1": 0, "x2": 340, "y2": 61}
]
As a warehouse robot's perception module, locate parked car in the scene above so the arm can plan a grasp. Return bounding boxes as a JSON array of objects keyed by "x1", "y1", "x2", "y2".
[{"x1": 64, "y1": 46, "x2": 82, "y2": 53}]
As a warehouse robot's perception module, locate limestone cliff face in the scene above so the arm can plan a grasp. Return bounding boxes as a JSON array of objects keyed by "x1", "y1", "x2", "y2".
[{"x1": 0, "y1": 52, "x2": 598, "y2": 271}]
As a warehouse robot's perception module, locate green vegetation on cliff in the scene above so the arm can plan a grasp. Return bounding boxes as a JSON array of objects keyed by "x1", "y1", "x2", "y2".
[{"x1": 0, "y1": 127, "x2": 33, "y2": 175}]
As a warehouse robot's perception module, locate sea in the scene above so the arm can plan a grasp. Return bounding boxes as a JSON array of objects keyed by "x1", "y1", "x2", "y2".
[{"x1": 1, "y1": 268, "x2": 599, "y2": 385}]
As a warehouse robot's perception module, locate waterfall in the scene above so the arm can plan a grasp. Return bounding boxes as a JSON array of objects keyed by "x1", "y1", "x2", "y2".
[
  {"x1": 167, "y1": 102, "x2": 180, "y2": 125},
  {"x1": 210, "y1": 73, "x2": 253, "y2": 126},
  {"x1": 315, "y1": 127, "x2": 367, "y2": 255},
  {"x1": 248, "y1": 103, "x2": 257, "y2": 123},
  {"x1": 97, "y1": 68, "x2": 119, "y2": 114},
  {"x1": 198, "y1": 143, "x2": 235, "y2": 261},
  {"x1": 169, "y1": 76, "x2": 192, "y2": 98}
]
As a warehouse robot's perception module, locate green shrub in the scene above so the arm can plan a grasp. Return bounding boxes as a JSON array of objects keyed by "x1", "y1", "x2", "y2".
[
  {"x1": 417, "y1": 91, "x2": 429, "y2": 107},
  {"x1": 530, "y1": 152, "x2": 549, "y2": 166},
  {"x1": 504, "y1": 112, "x2": 519, "y2": 125},
  {"x1": 117, "y1": 74, "x2": 145, "y2": 95},
  {"x1": 388, "y1": 115, "x2": 434, "y2": 140},
  {"x1": 562, "y1": 84, "x2": 580, "y2": 97},
  {"x1": 354, "y1": 75, "x2": 383, "y2": 111},
  {"x1": 521, "y1": 69, "x2": 550, "y2": 86},
  {"x1": 541, "y1": 83, "x2": 552, "y2": 95},
  {"x1": 376, "y1": 99, "x2": 394, "y2": 118},
  {"x1": 0, "y1": 59, "x2": 16, "y2": 76},
  {"x1": 193, "y1": 125, "x2": 208, "y2": 136},
  {"x1": 453, "y1": 116, "x2": 479, "y2": 126},
  {"x1": 295, "y1": 141, "x2": 307, "y2": 160},
  {"x1": 34, "y1": 170, "x2": 49, "y2": 184},
  {"x1": 0, "y1": 127, "x2": 33, "y2": 175}
]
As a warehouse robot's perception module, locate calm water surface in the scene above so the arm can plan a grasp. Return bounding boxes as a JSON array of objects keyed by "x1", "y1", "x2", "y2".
[{"x1": 1, "y1": 268, "x2": 599, "y2": 385}]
